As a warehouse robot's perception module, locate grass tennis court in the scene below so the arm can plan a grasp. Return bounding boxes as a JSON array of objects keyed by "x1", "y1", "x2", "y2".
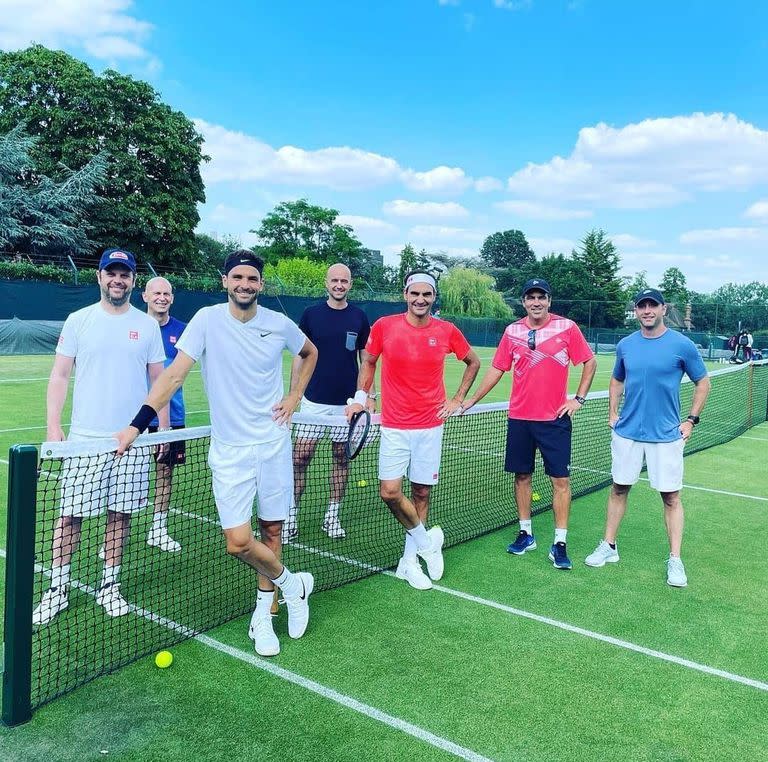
[{"x1": 2, "y1": 352, "x2": 767, "y2": 761}]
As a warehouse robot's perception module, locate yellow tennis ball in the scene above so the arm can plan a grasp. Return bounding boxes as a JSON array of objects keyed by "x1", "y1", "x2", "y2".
[
  {"x1": 532, "y1": 492, "x2": 541, "y2": 502},
  {"x1": 155, "y1": 650, "x2": 173, "y2": 669},
  {"x1": 357, "y1": 479, "x2": 367, "y2": 487}
]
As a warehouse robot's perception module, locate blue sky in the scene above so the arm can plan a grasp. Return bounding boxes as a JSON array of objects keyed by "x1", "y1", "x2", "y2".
[{"x1": 2, "y1": 0, "x2": 768, "y2": 292}]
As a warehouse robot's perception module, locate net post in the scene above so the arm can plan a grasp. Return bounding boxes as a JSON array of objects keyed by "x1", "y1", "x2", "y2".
[{"x1": 2, "y1": 445, "x2": 38, "y2": 726}]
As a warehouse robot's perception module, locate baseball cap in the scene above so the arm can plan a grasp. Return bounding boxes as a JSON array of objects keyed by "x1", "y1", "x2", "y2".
[
  {"x1": 521, "y1": 278, "x2": 552, "y2": 297},
  {"x1": 633, "y1": 288, "x2": 665, "y2": 306},
  {"x1": 98, "y1": 248, "x2": 136, "y2": 272},
  {"x1": 223, "y1": 250, "x2": 264, "y2": 275}
]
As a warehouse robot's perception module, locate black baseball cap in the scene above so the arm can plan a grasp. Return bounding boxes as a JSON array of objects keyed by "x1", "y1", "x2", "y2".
[
  {"x1": 521, "y1": 278, "x2": 552, "y2": 297},
  {"x1": 634, "y1": 288, "x2": 665, "y2": 306}
]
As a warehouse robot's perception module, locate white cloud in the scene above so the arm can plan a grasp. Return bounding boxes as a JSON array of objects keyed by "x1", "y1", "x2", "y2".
[
  {"x1": 611, "y1": 234, "x2": 657, "y2": 249},
  {"x1": 407, "y1": 225, "x2": 485, "y2": 242},
  {"x1": 744, "y1": 199, "x2": 768, "y2": 222},
  {"x1": 0, "y1": 0, "x2": 157, "y2": 65},
  {"x1": 474, "y1": 176, "x2": 504, "y2": 193},
  {"x1": 494, "y1": 200, "x2": 592, "y2": 220},
  {"x1": 402, "y1": 165, "x2": 472, "y2": 193},
  {"x1": 679, "y1": 227, "x2": 768, "y2": 246},
  {"x1": 337, "y1": 215, "x2": 399, "y2": 235},
  {"x1": 382, "y1": 200, "x2": 470, "y2": 219},
  {"x1": 494, "y1": 0, "x2": 531, "y2": 9},
  {"x1": 506, "y1": 113, "x2": 768, "y2": 209},
  {"x1": 529, "y1": 237, "x2": 577, "y2": 255}
]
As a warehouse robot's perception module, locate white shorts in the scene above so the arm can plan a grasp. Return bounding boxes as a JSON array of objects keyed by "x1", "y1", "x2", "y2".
[
  {"x1": 611, "y1": 431, "x2": 686, "y2": 492},
  {"x1": 208, "y1": 436, "x2": 293, "y2": 529},
  {"x1": 379, "y1": 426, "x2": 444, "y2": 485},
  {"x1": 59, "y1": 434, "x2": 150, "y2": 517},
  {"x1": 295, "y1": 397, "x2": 348, "y2": 443}
]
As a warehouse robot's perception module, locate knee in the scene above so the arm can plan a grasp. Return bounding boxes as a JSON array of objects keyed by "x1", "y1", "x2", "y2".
[
  {"x1": 661, "y1": 492, "x2": 680, "y2": 510},
  {"x1": 411, "y1": 484, "x2": 430, "y2": 502},
  {"x1": 225, "y1": 535, "x2": 254, "y2": 557},
  {"x1": 514, "y1": 473, "x2": 532, "y2": 487},
  {"x1": 612, "y1": 483, "x2": 631, "y2": 497},
  {"x1": 551, "y1": 478, "x2": 570, "y2": 495},
  {"x1": 380, "y1": 484, "x2": 401, "y2": 504}
]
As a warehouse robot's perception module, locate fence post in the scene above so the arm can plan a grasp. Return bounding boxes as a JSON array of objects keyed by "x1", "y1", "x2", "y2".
[
  {"x1": 66, "y1": 255, "x2": 78, "y2": 285},
  {"x1": 147, "y1": 262, "x2": 158, "y2": 277},
  {"x1": 2, "y1": 445, "x2": 38, "y2": 726}
]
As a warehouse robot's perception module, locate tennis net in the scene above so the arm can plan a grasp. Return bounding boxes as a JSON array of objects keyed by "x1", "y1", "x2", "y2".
[{"x1": 3, "y1": 360, "x2": 767, "y2": 723}]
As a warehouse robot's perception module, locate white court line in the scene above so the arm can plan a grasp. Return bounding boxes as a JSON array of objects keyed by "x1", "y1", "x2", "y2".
[
  {"x1": 740, "y1": 436, "x2": 768, "y2": 442},
  {"x1": 0, "y1": 548, "x2": 492, "y2": 762},
  {"x1": 0, "y1": 457, "x2": 8, "y2": 465}
]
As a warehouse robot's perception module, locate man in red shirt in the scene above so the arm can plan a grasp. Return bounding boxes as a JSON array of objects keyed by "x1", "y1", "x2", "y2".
[
  {"x1": 346, "y1": 271, "x2": 480, "y2": 589},
  {"x1": 463, "y1": 278, "x2": 596, "y2": 570}
]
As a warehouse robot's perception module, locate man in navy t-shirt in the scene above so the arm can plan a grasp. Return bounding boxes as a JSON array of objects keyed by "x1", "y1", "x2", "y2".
[
  {"x1": 286, "y1": 263, "x2": 372, "y2": 541},
  {"x1": 585, "y1": 289, "x2": 711, "y2": 587},
  {"x1": 143, "y1": 277, "x2": 187, "y2": 552}
]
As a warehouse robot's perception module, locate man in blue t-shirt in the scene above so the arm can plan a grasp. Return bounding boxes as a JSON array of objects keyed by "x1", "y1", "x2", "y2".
[
  {"x1": 585, "y1": 289, "x2": 711, "y2": 587},
  {"x1": 286, "y1": 263, "x2": 373, "y2": 541},
  {"x1": 143, "y1": 277, "x2": 187, "y2": 552}
]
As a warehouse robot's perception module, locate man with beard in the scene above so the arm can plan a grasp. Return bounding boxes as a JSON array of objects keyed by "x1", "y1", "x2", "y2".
[
  {"x1": 34, "y1": 248, "x2": 169, "y2": 625},
  {"x1": 116, "y1": 250, "x2": 318, "y2": 657}
]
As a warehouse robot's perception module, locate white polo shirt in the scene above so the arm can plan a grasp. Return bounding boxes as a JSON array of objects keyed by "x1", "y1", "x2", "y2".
[
  {"x1": 57, "y1": 304, "x2": 165, "y2": 437},
  {"x1": 176, "y1": 303, "x2": 306, "y2": 445}
]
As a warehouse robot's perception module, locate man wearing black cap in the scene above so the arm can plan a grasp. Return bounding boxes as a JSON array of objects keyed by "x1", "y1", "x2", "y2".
[
  {"x1": 116, "y1": 250, "x2": 319, "y2": 656},
  {"x1": 33, "y1": 248, "x2": 170, "y2": 626},
  {"x1": 585, "y1": 288, "x2": 711, "y2": 587},
  {"x1": 462, "y1": 278, "x2": 596, "y2": 570}
]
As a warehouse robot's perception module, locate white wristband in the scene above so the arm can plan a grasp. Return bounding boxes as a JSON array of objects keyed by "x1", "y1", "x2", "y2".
[{"x1": 353, "y1": 390, "x2": 368, "y2": 406}]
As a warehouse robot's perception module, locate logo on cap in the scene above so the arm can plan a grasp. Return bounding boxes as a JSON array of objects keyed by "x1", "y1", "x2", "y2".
[{"x1": 110, "y1": 251, "x2": 129, "y2": 261}]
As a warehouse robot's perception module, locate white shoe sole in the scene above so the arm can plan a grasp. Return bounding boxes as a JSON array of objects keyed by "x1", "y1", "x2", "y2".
[
  {"x1": 667, "y1": 578, "x2": 688, "y2": 588},
  {"x1": 395, "y1": 561, "x2": 432, "y2": 590},
  {"x1": 584, "y1": 555, "x2": 619, "y2": 568}
]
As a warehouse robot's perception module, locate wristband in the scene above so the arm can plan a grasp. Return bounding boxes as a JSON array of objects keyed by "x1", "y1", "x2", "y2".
[
  {"x1": 575, "y1": 395, "x2": 586, "y2": 405},
  {"x1": 353, "y1": 390, "x2": 368, "y2": 406},
  {"x1": 130, "y1": 404, "x2": 158, "y2": 434}
]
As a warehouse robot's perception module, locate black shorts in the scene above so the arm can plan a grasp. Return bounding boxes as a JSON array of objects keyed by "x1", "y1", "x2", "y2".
[
  {"x1": 505, "y1": 417, "x2": 571, "y2": 478},
  {"x1": 148, "y1": 424, "x2": 186, "y2": 466}
]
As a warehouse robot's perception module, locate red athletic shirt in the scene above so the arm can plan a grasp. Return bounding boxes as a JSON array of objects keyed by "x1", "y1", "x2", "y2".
[
  {"x1": 492, "y1": 313, "x2": 593, "y2": 421},
  {"x1": 366, "y1": 314, "x2": 471, "y2": 429}
]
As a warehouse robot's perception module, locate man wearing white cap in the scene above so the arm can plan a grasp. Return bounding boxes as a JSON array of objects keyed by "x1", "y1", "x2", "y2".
[{"x1": 346, "y1": 270, "x2": 480, "y2": 589}]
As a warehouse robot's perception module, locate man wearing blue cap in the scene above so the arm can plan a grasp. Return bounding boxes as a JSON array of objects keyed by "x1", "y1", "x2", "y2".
[
  {"x1": 33, "y1": 248, "x2": 169, "y2": 626},
  {"x1": 585, "y1": 288, "x2": 711, "y2": 587}
]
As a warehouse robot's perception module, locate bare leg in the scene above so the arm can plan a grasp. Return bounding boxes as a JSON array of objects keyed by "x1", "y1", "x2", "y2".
[
  {"x1": 329, "y1": 441, "x2": 349, "y2": 505},
  {"x1": 661, "y1": 490, "x2": 684, "y2": 556},
  {"x1": 380, "y1": 478, "x2": 422, "y2": 529},
  {"x1": 292, "y1": 438, "x2": 319, "y2": 510},
  {"x1": 551, "y1": 476, "x2": 571, "y2": 529},
  {"x1": 604, "y1": 483, "x2": 632, "y2": 544},
  {"x1": 51, "y1": 515, "x2": 83, "y2": 568},
  {"x1": 514, "y1": 473, "x2": 533, "y2": 521},
  {"x1": 257, "y1": 519, "x2": 282, "y2": 593},
  {"x1": 103, "y1": 510, "x2": 131, "y2": 567},
  {"x1": 411, "y1": 482, "x2": 432, "y2": 525},
  {"x1": 224, "y1": 523, "x2": 285, "y2": 579}
]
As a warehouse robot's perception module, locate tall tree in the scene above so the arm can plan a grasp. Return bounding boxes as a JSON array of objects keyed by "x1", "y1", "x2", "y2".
[
  {"x1": 396, "y1": 243, "x2": 433, "y2": 288},
  {"x1": 658, "y1": 267, "x2": 689, "y2": 305},
  {"x1": 571, "y1": 229, "x2": 625, "y2": 325},
  {"x1": 624, "y1": 270, "x2": 651, "y2": 299},
  {"x1": 438, "y1": 267, "x2": 513, "y2": 319},
  {"x1": 0, "y1": 124, "x2": 107, "y2": 257},
  {"x1": 253, "y1": 199, "x2": 363, "y2": 266},
  {"x1": 479, "y1": 229, "x2": 536, "y2": 269},
  {"x1": 0, "y1": 45, "x2": 207, "y2": 264}
]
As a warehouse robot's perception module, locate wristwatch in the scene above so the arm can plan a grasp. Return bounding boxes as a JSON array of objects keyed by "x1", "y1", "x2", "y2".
[
  {"x1": 686, "y1": 415, "x2": 700, "y2": 425},
  {"x1": 368, "y1": 392, "x2": 379, "y2": 401},
  {"x1": 575, "y1": 395, "x2": 586, "y2": 405}
]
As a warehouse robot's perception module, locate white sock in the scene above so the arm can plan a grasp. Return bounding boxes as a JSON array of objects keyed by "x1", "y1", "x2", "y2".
[
  {"x1": 403, "y1": 531, "x2": 418, "y2": 561},
  {"x1": 325, "y1": 501, "x2": 340, "y2": 521},
  {"x1": 101, "y1": 563, "x2": 120, "y2": 588},
  {"x1": 406, "y1": 523, "x2": 431, "y2": 552},
  {"x1": 272, "y1": 567, "x2": 303, "y2": 599},
  {"x1": 255, "y1": 589, "x2": 273, "y2": 617},
  {"x1": 152, "y1": 512, "x2": 167, "y2": 533},
  {"x1": 554, "y1": 528, "x2": 567, "y2": 544},
  {"x1": 519, "y1": 520, "x2": 533, "y2": 536},
  {"x1": 52, "y1": 564, "x2": 71, "y2": 590}
]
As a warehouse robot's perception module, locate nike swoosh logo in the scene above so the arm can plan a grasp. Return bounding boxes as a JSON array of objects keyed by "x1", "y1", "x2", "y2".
[
  {"x1": 299, "y1": 579, "x2": 306, "y2": 600},
  {"x1": 260, "y1": 331, "x2": 272, "y2": 337}
]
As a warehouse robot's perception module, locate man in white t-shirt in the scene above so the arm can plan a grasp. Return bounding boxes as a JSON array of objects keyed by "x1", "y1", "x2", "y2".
[
  {"x1": 33, "y1": 248, "x2": 169, "y2": 626},
  {"x1": 116, "y1": 250, "x2": 319, "y2": 657}
]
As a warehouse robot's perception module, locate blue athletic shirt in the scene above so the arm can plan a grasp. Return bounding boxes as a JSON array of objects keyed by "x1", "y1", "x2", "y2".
[
  {"x1": 300, "y1": 302, "x2": 370, "y2": 405},
  {"x1": 613, "y1": 329, "x2": 707, "y2": 443},
  {"x1": 150, "y1": 315, "x2": 187, "y2": 426}
]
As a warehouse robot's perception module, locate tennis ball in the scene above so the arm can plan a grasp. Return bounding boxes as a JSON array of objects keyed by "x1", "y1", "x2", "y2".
[
  {"x1": 155, "y1": 650, "x2": 173, "y2": 669},
  {"x1": 531, "y1": 492, "x2": 541, "y2": 502},
  {"x1": 357, "y1": 479, "x2": 368, "y2": 487}
]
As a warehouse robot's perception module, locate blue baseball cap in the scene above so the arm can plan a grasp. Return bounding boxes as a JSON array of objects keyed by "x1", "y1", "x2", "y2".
[
  {"x1": 99, "y1": 248, "x2": 136, "y2": 272},
  {"x1": 521, "y1": 278, "x2": 552, "y2": 297},
  {"x1": 634, "y1": 288, "x2": 665, "y2": 306}
]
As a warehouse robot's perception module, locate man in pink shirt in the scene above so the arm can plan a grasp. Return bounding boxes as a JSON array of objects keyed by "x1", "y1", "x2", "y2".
[
  {"x1": 346, "y1": 271, "x2": 480, "y2": 589},
  {"x1": 463, "y1": 279, "x2": 596, "y2": 570}
]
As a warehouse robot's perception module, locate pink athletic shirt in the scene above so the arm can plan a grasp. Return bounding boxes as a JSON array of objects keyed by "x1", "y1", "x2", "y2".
[
  {"x1": 366, "y1": 314, "x2": 471, "y2": 429},
  {"x1": 492, "y1": 313, "x2": 593, "y2": 421}
]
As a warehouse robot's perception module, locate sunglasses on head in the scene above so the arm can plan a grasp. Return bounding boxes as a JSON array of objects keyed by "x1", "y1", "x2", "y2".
[{"x1": 527, "y1": 329, "x2": 536, "y2": 350}]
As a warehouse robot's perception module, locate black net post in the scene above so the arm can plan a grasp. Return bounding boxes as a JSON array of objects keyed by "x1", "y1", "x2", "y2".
[{"x1": 2, "y1": 445, "x2": 38, "y2": 726}]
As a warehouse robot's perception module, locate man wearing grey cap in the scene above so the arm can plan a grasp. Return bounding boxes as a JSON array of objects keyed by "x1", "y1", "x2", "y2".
[
  {"x1": 463, "y1": 277, "x2": 596, "y2": 571},
  {"x1": 585, "y1": 288, "x2": 711, "y2": 587}
]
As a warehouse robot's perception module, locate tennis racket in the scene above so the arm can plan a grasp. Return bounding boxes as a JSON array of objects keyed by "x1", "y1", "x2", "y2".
[{"x1": 345, "y1": 409, "x2": 371, "y2": 460}]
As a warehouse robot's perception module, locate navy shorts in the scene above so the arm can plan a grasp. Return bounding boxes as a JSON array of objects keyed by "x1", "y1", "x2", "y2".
[
  {"x1": 148, "y1": 424, "x2": 186, "y2": 466},
  {"x1": 505, "y1": 417, "x2": 572, "y2": 478}
]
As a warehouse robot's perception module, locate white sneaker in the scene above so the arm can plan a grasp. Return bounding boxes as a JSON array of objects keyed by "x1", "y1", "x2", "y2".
[
  {"x1": 585, "y1": 540, "x2": 620, "y2": 568},
  {"x1": 395, "y1": 557, "x2": 433, "y2": 590},
  {"x1": 249, "y1": 610, "x2": 280, "y2": 656},
  {"x1": 667, "y1": 556, "x2": 688, "y2": 588},
  {"x1": 281, "y1": 516, "x2": 299, "y2": 544},
  {"x1": 98, "y1": 544, "x2": 105, "y2": 561},
  {"x1": 417, "y1": 526, "x2": 445, "y2": 581},
  {"x1": 96, "y1": 583, "x2": 130, "y2": 617},
  {"x1": 322, "y1": 515, "x2": 346, "y2": 539},
  {"x1": 32, "y1": 587, "x2": 69, "y2": 626},
  {"x1": 147, "y1": 528, "x2": 182, "y2": 553},
  {"x1": 284, "y1": 572, "x2": 314, "y2": 639}
]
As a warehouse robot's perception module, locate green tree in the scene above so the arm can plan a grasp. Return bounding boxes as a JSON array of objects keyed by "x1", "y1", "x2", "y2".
[
  {"x1": 0, "y1": 124, "x2": 108, "y2": 257},
  {"x1": 480, "y1": 229, "x2": 536, "y2": 269},
  {"x1": 439, "y1": 267, "x2": 513, "y2": 319},
  {"x1": 624, "y1": 270, "x2": 651, "y2": 299},
  {"x1": 658, "y1": 267, "x2": 689, "y2": 305},
  {"x1": 253, "y1": 199, "x2": 363, "y2": 266},
  {"x1": 263, "y1": 257, "x2": 328, "y2": 295},
  {"x1": 0, "y1": 45, "x2": 207, "y2": 264},
  {"x1": 396, "y1": 244, "x2": 433, "y2": 288},
  {"x1": 571, "y1": 229, "x2": 625, "y2": 326}
]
